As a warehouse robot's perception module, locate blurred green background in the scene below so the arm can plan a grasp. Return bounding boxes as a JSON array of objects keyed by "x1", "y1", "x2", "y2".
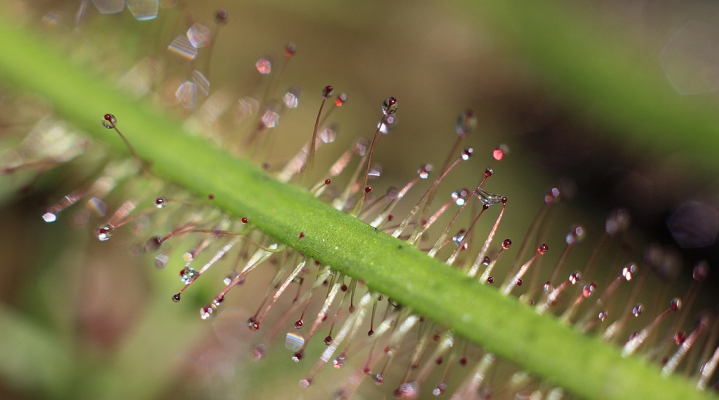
[{"x1": 2, "y1": 0, "x2": 719, "y2": 399}]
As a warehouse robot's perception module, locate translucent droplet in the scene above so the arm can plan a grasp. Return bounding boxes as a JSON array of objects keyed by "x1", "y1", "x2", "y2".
[
  {"x1": 537, "y1": 243, "x2": 549, "y2": 255},
  {"x1": 452, "y1": 229, "x2": 467, "y2": 249},
  {"x1": 223, "y1": 271, "x2": 238, "y2": 286},
  {"x1": 493, "y1": 144, "x2": 509, "y2": 161},
  {"x1": 200, "y1": 305, "x2": 213, "y2": 320},
  {"x1": 127, "y1": 0, "x2": 159, "y2": 20},
  {"x1": 456, "y1": 109, "x2": 477, "y2": 136},
  {"x1": 322, "y1": 85, "x2": 334, "y2": 99},
  {"x1": 42, "y1": 212, "x2": 57, "y2": 223},
  {"x1": 544, "y1": 187, "x2": 561, "y2": 205},
  {"x1": 102, "y1": 113, "x2": 117, "y2": 129},
  {"x1": 568, "y1": 271, "x2": 581, "y2": 284},
  {"x1": 598, "y1": 310, "x2": 608, "y2": 321},
  {"x1": 433, "y1": 382, "x2": 447, "y2": 396},
  {"x1": 381, "y1": 97, "x2": 398, "y2": 115},
  {"x1": 670, "y1": 298, "x2": 682, "y2": 311},
  {"x1": 167, "y1": 35, "x2": 197, "y2": 60},
  {"x1": 477, "y1": 188, "x2": 503, "y2": 207},
  {"x1": 335, "y1": 93, "x2": 347, "y2": 107},
  {"x1": 452, "y1": 189, "x2": 469, "y2": 206},
  {"x1": 354, "y1": 138, "x2": 368, "y2": 157},
  {"x1": 255, "y1": 57, "x2": 272, "y2": 75},
  {"x1": 461, "y1": 147, "x2": 474, "y2": 161},
  {"x1": 261, "y1": 102, "x2": 281, "y2": 128},
  {"x1": 96, "y1": 224, "x2": 114, "y2": 241},
  {"x1": 154, "y1": 254, "x2": 169, "y2": 268},
  {"x1": 92, "y1": 0, "x2": 125, "y2": 14},
  {"x1": 299, "y1": 378, "x2": 311, "y2": 388},
  {"x1": 418, "y1": 164, "x2": 432, "y2": 179},
  {"x1": 180, "y1": 267, "x2": 198, "y2": 284},
  {"x1": 320, "y1": 124, "x2": 337, "y2": 143},
  {"x1": 396, "y1": 383, "x2": 419, "y2": 398},
  {"x1": 582, "y1": 282, "x2": 596, "y2": 297},
  {"x1": 252, "y1": 344, "x2": 267, "y2": 360},
  {"x1": 283, "y1": 86, "x2": 302, "y2": 108},
  {"x1": 333, "y1": 354, "x2": 346, "y2": 369},
  {"x1": 502, "y1": 239, "x2": 512, "y2": 250},
  {"x1": 154, "y1": 197, "x2": 167, "y2": 208},
  {"x1": 622, "y1": 263, "x2": 637, "y2": 281},
  {"x1": 378, "y1": 115, "x2": 397, "y2": 134},
  {"x1": 284, "y1": 43, "x2": 296, "y2": 57},
  {"x1": 674, "y1": 331, "x2": 687, "y2": 345},
  {"x1": 693, "y1": 261, "x2": 709, "y2": 281},
  {"x1": 368, "y1": 164, "x2": 382, "y2": 180},
  {"x1": 631, "y1": 304, "x2": 643, "y2": 317},
  {"x1": 187, "y1": 23, "x2": 211, "y2": 48},
  {"x1": 565, "y1": 224, "x2": 585, "y2": 246},
  {"x1": 176, "y1": 81, "x2": 197, "y2": 109},
  {"x1": 192, "y1": 70, "x2": 210, "y2": 97}
]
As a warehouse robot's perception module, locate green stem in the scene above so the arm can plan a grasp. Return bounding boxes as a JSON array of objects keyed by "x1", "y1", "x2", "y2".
[{"x1": 0, "y1": 17, "x2": 712, "y2": 400}]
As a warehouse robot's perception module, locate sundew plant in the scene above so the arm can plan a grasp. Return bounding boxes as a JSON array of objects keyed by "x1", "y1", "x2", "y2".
[{"x1": 2, "y1": 1, "x2": 719, "y2": 400}]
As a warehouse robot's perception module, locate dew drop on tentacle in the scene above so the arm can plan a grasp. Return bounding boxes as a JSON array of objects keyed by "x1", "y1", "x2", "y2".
[
  {"x1": 283, "y1": 85, "x2": 302, "y2": 109},
  {"x1": 455, "y1": 109, "x2": 477, "y2": 137},
  {"x1": 460, "y1": 147, "x2": 473, "y2": 161},
  {"x1": 255, "y1": 55, "x2": 274, "y2": 75},
  {"x1": 42, "y1": 212, "x2": 57, "y2": 222},
  {"x1": 492, "y1": 144, "x2": 509, "y2": 161},
  {"x1": 284, "y1": 42, "x2": 297, "y2": 57},
  {"x1": 320, "y1": 124, "x2": 338, "y2": 143},
  {"x1": 175, "y1": 81, "x2": 197, "y2": 109},
  {"x1": 544, "y1": 186, "x2": 562, "y2": 205},
  {"x1": 215, "y1": 8, "x2": 228, "y2": 25},
  {"x1": 381, "y1": 97, "x2": 398, "y2": 115},
  {"x1": 418, "y1": 164, "x2": 432, "y2": 179},
  {"x1": 378, "y1": 114, "x2": 397, "y2": 134},
  {"x1": 154, "y1": 197, "x2": 167, "y2": 208},
  {"x1": 565, "y1": 224, "x2": 586, "y2": 246},
  {"x1": 96, "y1": 223, "x2": 114, "y2": 241},
  {"x1": 477, "y1": 188, "x2": 504, "y2": 207},
  {"x1": 102, "y1": 113, "x2": 117, "y2": 129},
  {"x1": 187, "y1": 23, "x2": 212, "y2": 48},
  {"x1": 631, "y1": 303, "x2": 644, "y2": 317},
  {"x1": 154, "y1": 254, "x2": 169, "y2": 269},
  {"x1": 335, "y1": 93, "x2": 347, "y2": 107},
  {"x1": 179, "y1": 267, "x2": 198, "y2": 284},
  {"x1": 252, "y1": 344, "x2": 267, "y2": 360},
  {"x1": 200, "y1": 305, "x2": 213, "y2": 320}
]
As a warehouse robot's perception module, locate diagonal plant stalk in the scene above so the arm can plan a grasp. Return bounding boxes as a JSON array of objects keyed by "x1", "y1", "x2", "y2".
[{"x1": 0, "y1": 15, "x2": 714, "y2": 400}]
